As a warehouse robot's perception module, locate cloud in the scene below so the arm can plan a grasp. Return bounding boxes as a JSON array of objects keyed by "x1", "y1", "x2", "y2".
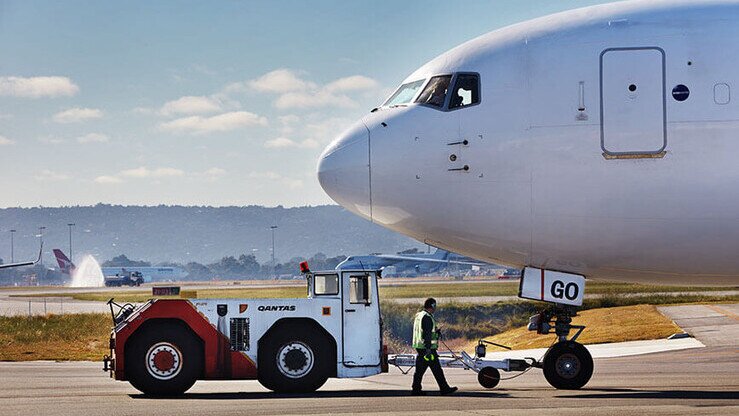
[
  {"x1": 278, "y1": 115, "x2": 300, "y2": 125},
  {"x1": 247, "y1": 171, "x2": 303, "y2": 189},
  {"x1": 159, "y1": 111, "x2": 267, "y2": 134},
  {"x1": 120, "y1": 167, "x2": 185, "y2": 178},
  {"x1": 246, "y1": 69, "x2": 316, "y2": 93},
  {"x1": 274, "y1": 90, "x2": 357, "y2": 110},
  {"x1": 304, "y1": 117, "x2": 354, "y2": 145},
  {"x1": 160, "y1": 96, "x2": 222, "y2": 116},
  {"x1": 0, "y1": 76, "x2": 79, "y2": 98},
  {"x1": 94, "y1": 166, "x2": 185, "y2": 184},
  {"x1": 0, "y1": 135, "x2": 14, "y2": 145},
  {"x1": 94, "y1": 175, "x2": 123, "y2": 184},
  {"x1": 194, "y1": 167, "x2": 227, "y2": 182},
  {"x1": 264, "y1": 137, "x2": 319, "y2": 149},
  {"x1": 242, "y1": 69, "x2": 379, "y2": 110},
  {"x1": 76, "y1": 133, "x2": 109, "y2": 143},
  {"x1": 34, "y1": 169, "x2": 70, "y2": 182},
  {"x1": 53, "y1": 107, "x2": 103, "y2": 123},
  {"x1": 325, "y1": 75, "x2": 379, "y2": 92},
  {"x1": 37, "y1": 135, "x2": 66, "y2": 145},
  {"x1": 203, "y1": 167, "x2": 226, "y2": 177}
]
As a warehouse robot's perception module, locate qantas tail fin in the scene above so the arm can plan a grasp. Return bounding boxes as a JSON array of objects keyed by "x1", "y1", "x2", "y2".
[{"x1": 53, "y1": 249, "x2": 75, "y2": 274}]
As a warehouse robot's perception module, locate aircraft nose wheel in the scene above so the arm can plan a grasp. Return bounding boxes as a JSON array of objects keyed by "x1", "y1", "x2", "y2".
[{"x1": 542, "y1": 341, "x2": 593, "y2": 390}]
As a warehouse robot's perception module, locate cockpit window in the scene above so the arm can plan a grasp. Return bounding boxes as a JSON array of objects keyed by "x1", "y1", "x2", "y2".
[
  {"x1": 415, "y1": 75, "x2": 452, "y2": 108},
  {"x1": 449, "y1": 74, "x2": 480, "y2": 109},
  {"x1": 383, "y1": 79, "x2": 425, "y2": 106}
]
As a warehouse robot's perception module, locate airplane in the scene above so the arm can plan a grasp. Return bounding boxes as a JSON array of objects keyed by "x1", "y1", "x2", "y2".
[
  {"x1": 0, "y1": 243, "x2": 42, "y2": 269},
  {"x1": 53, "y1": 249, "x2": 187, "y2": 282},
  {"x1": 335, "y1": 248, "x2": 487, "y2": 275},
  {"x1": 317, "y1": 0, "x2": 739, "y2": 388}
]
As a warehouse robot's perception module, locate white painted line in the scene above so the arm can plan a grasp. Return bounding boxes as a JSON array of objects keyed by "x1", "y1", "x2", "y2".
[{"x1": 480, "y1": 337, "x2": 704, "y2": 361}]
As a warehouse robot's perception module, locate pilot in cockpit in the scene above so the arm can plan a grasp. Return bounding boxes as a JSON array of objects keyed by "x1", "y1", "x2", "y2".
[{"x1": 424, "y1": 80, "x2": 448, "y2": 107}]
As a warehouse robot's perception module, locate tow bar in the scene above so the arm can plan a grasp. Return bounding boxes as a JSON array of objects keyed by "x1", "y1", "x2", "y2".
[{"x1": 387, "y1": 339, "x2": 538, "y2": 389}]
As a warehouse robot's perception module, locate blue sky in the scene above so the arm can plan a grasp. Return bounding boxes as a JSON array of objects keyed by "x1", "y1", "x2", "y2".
[{"x1": 0, "y1": 0, "x2": 611, "y2": 207}]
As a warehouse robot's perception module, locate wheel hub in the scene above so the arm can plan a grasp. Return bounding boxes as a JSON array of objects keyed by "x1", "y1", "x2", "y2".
[
  {"x1": 555, "y1": 353, "x2": 580, "y2": 379},
  {"x1": 277, "y1": 341, "x2": 314, "y2": 379},
  {"x1": 146, "y1": 342, "x2": 183, "y2": 380}
]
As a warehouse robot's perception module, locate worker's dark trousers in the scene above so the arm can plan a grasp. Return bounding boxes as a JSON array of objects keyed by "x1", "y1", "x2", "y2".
[{"x1": 412, "y1": 349, "x2": 450, "y2": 392}]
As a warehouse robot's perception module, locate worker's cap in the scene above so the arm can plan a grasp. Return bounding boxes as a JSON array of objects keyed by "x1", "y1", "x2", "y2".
[{"x1": 424, "y1": 297, "x2": 437, "y2": 309}]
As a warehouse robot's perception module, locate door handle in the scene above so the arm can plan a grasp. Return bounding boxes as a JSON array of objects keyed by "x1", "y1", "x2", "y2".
[{"x1": 345, "y1": 309, "x2": 356, "y2": 312}]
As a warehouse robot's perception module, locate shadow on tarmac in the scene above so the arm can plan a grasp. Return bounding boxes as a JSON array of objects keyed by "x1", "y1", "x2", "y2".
[
  {"x1": 130, "y1": 390, "x2": 511, "y2": 400},
  {"x1": 562, "y1": 388, "x2": 739, "y2": 400}
]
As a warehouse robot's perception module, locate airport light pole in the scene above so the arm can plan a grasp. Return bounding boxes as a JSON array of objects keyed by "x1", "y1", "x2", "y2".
[
  {"x1": 67, "y1": 223, "x2": 75, "y2": 261},
  {"x1": 9, "y1": 229, "x2": 16, "y2": 263},
  {"x1": 270, "y1": 225, "x2": 278, "y2": 278},
  {"x1": 38, "y1": 226, "x2": 46, "y2": 266}
]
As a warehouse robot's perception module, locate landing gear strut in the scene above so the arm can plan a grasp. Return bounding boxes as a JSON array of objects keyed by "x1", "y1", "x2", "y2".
[{"x1": 529, "y1": 305, "x2": 593, "y2": 389}]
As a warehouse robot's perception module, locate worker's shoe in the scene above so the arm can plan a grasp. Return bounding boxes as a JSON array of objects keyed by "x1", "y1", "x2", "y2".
[
  {"x1": 410, "y1": 390, "x2": 426, "y2": 396},
  {"x1": 440, "y1": 386, "x2": 458, "y2": 395}
]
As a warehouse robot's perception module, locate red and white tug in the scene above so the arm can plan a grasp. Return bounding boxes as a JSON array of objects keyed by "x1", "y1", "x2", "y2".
[{"x1": 105, "y1": 265, "x2": 387, "y2": 395}]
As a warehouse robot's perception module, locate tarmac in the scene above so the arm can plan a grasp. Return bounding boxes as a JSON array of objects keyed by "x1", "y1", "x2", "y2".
[{"x1": 0, "y1": 304, "x2": 736, "y2": 416}]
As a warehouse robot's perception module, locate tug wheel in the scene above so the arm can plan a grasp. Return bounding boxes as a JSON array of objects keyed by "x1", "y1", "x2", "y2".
[
  {"x1": 542, "y1": 341, "x2": 593, "y2": 390},
  {"x1": 125, "y1": 322, "x2": 203, "y2": 396},
  {"x1": 478, "y1": 366, "x2": 500, "y2": 389},
  {"x1": 258, "y1": 323, "x2": 332, "y2": 393}
]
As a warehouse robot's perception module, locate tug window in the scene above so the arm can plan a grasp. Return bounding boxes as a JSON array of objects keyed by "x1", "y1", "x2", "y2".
[
  {"x1": 314, "y1": 273, "x2": 339, "y2": 295},
  {"x1": 349, "y1": 274, "x2": 371, "y2": 304},
  {"x1": 449, "y1": 74, "x2": 480, "y2": 109},
  {"x1": 416, "y1": 75, "x2": 452, "y2": 108}
]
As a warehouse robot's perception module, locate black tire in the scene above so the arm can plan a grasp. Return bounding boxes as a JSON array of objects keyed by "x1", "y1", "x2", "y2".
[
  {"x1": 478, "y1": 366, "x2": 500, "y2": 389},
  {"x1": 542, "y1": 341, "x2": 593, "y2": 390},
  {"x1": 125, "y1": 322, "x2": 203, "y2": 396},
  {"x1": 258, "y1": 323, "x2": 333, "y2": 393}
]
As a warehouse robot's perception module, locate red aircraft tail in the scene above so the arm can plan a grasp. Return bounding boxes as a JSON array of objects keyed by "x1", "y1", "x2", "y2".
[{"x1": 53, "y1": 249, "x2": 76, "y2": 274}]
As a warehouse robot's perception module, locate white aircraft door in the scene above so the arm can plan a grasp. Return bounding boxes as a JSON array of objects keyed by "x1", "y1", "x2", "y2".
[
  {"x1": 600, "y1": 47, "x2": 666, "y2": 155},
  {"x1": 341, "y1": 271, "x2": 381, "y2": 367}
]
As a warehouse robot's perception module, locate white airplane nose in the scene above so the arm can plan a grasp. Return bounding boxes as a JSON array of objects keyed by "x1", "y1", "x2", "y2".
[{"x1": 317, "y1": 121, "x2": 372, "y2": 220}]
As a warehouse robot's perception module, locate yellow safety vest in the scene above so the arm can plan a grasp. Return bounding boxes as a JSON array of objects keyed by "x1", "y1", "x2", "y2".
[{"x1": 412, "y1": 310, "x2": 439, "y2": 349}]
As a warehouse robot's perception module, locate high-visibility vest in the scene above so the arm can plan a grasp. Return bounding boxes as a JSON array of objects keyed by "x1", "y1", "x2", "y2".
[{"x1": 412, "y1": 310, "x2": 439, "y2": 349}]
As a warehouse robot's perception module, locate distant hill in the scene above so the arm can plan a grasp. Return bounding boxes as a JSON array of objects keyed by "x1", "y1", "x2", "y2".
[{"x1": 0, "y1": 205, "x2": 426, "y2": 265}]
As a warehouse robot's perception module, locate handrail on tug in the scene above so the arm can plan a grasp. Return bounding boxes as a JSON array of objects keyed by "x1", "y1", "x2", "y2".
[{"x1": 107, "y1": 298, "x2": 136, "y2": 325}]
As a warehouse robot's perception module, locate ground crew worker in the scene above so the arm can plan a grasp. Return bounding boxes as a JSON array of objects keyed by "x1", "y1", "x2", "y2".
[{"x1": 411, "y1": 297, "x2": 458, "y2": 395}]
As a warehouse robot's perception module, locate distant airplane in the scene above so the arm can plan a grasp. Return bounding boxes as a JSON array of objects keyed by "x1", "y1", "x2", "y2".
[
  {"x1": 53, "y1": 249, "x2": 187, "y2": 282},
  {"x1": 0, "y1": 243, "x2": 42, "y2": 269},
  {"x1": 335, "y1": 248, "x2": 486, "y2": 275}
]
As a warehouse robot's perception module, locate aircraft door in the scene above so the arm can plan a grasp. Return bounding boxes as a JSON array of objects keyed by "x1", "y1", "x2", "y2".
[
  {"x1": 600, "y1": 47, "x2": 666, "y2": 155},
  {"x1": 341, "y1": 271, "x2": 381, "y2": 367}
]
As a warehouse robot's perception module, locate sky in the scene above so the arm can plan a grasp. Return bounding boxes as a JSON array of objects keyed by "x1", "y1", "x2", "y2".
[{"x1": 0, "y1": 0, "x2": 613, "y2": 208}]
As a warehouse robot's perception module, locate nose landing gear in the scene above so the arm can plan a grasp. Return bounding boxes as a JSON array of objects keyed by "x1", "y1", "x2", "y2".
[{"x1": 529, "y1": 305, "x2": 593, "y2": 389}]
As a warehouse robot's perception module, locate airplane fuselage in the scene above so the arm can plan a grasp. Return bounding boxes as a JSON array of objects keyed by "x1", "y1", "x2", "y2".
[{"x1": 318, "y1": 1, "x2": 739, "y2": 285}]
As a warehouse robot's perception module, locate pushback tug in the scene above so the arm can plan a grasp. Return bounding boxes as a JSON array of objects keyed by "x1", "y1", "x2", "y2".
[{"x1": 104, "y1": 262, "x2": 592, "y2": 395}]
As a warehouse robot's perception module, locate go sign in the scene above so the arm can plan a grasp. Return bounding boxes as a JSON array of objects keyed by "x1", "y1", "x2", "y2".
[{"x1": 519, "y1": 267, "x2": 586, "y2": 306}]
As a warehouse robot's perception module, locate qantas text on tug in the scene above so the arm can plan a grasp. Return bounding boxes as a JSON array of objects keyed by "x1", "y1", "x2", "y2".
[{"x1": 318, "y1": 0, "x2": 739, "y2": 288}]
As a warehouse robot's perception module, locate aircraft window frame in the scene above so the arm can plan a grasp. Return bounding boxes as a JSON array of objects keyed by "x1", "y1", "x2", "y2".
[
  {"x1": 447, "y1": 72, "x2": 481, "y2": 111},
  {"x1": 415, "y1": 74, "x2": 454, "y2": 109},
  {"x1": 382, "y1": 79, "x2": 427, "y2": 107}
]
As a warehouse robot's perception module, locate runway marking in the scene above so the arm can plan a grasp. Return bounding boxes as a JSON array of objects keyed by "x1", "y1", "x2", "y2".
[{"x1": 705, "y1": 305, "x2": 739, "y2": 322}]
